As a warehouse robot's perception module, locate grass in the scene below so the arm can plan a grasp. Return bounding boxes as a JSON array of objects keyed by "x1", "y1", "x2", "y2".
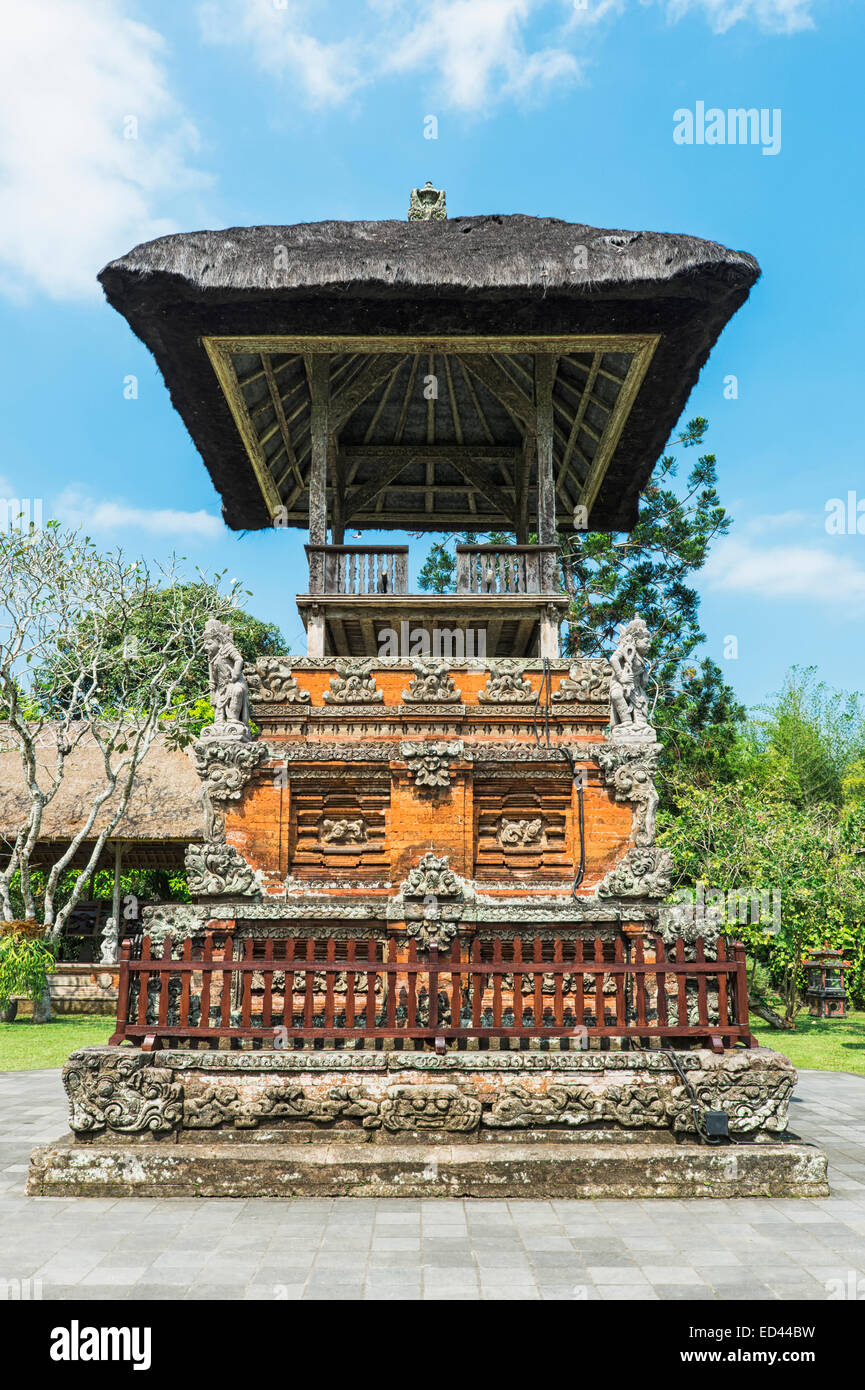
[
  {"x1": 1, "y1": 1008, "x2": 864, "y2": 1075},
  {"x1": 750, "y1": 1007, "x2": 865, "y2": 1075},
  {"x1": 0, "y1": 1015, "x2": 114, "y2": 1071}
]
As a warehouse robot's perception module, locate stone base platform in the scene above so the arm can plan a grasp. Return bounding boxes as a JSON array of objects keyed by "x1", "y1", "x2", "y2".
[
  {"x1": 26, "y1": 1043, "x2": 829, "y2": 1198},
  {"x1": 28, "y1": 1132, "x2": 828, "y2": 1199}
]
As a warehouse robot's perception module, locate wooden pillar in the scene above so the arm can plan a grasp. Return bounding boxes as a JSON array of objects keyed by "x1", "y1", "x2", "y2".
[
  {"x1": 111, "y1": 842, "x2": 124, "y2": 929},
  {"x1": 307, "y1": 604, "x2": 326, "y2": 658},
  {"x1": 330, "y1": 438, "x2": 345, "y2": 546},
  {"x1": 535, "y1": 356, "x2": 560, "y2": 656},
  {"x1": 308, "y1": 356, "x2": 330, "y2": 593},
  {"x1": 516, "y1": 435, "x2": 532, "y2": 545},
  {"x1": 535, "y1": 355, "x2": 557, "y2": 589}
]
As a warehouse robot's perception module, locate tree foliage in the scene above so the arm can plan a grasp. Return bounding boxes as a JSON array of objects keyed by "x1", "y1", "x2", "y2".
[{"x1": 0, "y1": 525, "x2": 271, "y2": 937}]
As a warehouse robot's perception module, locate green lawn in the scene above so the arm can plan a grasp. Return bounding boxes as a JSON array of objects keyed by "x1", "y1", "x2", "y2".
[
  {"x1": 0, "y1": 1016, "x2": 115, "y2": 1071},
  {"x1": 750, "y1": 1008, "x2": 865, "y2": 1075},
  {"x1": 1, "y1": 1011, "x2": 864, "y2": 1074}
]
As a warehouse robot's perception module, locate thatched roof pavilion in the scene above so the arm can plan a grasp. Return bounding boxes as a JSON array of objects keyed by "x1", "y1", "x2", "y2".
[
  {"x1": 0, "y1": 730, "x2": 205, "y2": 874},
  {"x1": 99, "y1": 214, "x2": 760, "y2": 536}
]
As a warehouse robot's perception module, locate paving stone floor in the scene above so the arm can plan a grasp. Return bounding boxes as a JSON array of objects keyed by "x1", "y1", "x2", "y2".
[{"x1": 1, "y1": 1067, "x2": 863, "y2": 1301}]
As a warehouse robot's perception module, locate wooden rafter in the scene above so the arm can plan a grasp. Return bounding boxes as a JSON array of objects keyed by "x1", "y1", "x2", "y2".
[
  {"x1": 261, "y1": 356, "x2": 301, "y2": 473},
  {"x1": 456, "y1": 354, "x2": 536, "y2": 431}
]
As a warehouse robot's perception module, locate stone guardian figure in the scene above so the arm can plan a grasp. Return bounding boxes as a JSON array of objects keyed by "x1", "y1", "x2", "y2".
[
  {"x1": 201, "y1": 617, "x2": 252, "y2": 741},
  {"x1": 609, "y1": 616, "x2": 655, "y2": 741}
]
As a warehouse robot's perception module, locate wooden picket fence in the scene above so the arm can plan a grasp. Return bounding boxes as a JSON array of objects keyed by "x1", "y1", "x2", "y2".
[{"x1": 109, "y1": 933, "x2": 755, "y2": 1053}]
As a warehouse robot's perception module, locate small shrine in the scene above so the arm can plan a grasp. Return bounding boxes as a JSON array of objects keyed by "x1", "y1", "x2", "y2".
[{"x1": 29, "y1": 197, "x2": 828, "y2": 1199}]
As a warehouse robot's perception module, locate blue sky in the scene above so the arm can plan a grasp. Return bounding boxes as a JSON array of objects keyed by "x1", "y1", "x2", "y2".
[{"x1": 0, "y1": 0, "x2": 862, "y2": 706}]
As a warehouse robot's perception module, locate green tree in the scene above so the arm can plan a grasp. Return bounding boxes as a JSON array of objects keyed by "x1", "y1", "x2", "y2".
[
  {"x1": 34, "y1": 581, "x2": 286, "y2": 718},
  {"x1": 558, "y1": 418, "x2": 743, "y2": 775}
]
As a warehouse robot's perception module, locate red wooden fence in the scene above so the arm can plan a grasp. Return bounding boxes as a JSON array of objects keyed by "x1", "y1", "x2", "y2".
[{"x1": 109, "y1": 933, "x2": 755, "y2": 1052}]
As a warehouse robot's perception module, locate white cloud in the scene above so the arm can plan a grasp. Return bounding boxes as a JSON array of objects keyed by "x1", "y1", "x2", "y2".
[
  {"x1": 199, "y1": 0, "x2": 584, "y2": 112},
  {"x1": 703, "y1": 535, "x2": 865, "y2": 611},
  {"x1": 657, "y1": 0, "x2": 817, "y2": 34},
  {"x1": 382, "y1": 1, "x2": 581, "y2": 111},
  {"x1": 0, "y1": 0, "x2": 211, "y2": 301},
  {"x1": 198, "y1": 0, "x2": 821, "y2": 112},
  {"x1": 198, "y1": 0, "x2": 365, "y2": 106},
  {"x1": 54, "y1": 487, "x2": 223, "y2": 541}
]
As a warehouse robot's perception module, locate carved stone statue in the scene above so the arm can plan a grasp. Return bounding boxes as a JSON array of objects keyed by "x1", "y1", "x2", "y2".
[
  {"x1": 609, "y1": 617, "x2": 654, "y2": 741},
  {"x1": 201, "y1": 617, "x2": 251, "y2": 741},
  {"x1": 408, "y1": 181, "x2": 446, "y2": 221},
  {"x1": 99, "y1": 916, "x2": 119, "y2": 965}
]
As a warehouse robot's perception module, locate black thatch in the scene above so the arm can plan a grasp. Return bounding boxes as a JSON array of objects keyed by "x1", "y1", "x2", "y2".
[{"x1": 99, "y1": 215, "x2": 760, "y2": 531}]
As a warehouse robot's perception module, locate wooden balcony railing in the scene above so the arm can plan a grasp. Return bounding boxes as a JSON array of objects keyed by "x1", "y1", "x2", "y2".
[
  {"x1": 110, "y1": 933, "x2": 754, "y2": 1052},
  {"x1": 305, "y1": 545, "x2": 409, "y2": 596},
  {"x1": 456, "y1": 544, "x2": 558, "y2": 595}
]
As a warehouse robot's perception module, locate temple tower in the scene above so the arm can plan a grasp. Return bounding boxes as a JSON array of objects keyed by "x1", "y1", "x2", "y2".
[{"x1": 28, "y1": 198, "x2": 828, "y2": 1201}]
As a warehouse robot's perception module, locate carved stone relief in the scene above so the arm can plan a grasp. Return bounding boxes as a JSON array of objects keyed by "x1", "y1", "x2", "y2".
[
  {"x1": 184, "y1": 842, "x2": 262, "y2": 898},
  {"x1": 401, "y1": 665, "x2": 461, "y2": 703},
  {"x1": 247, "y1": 659, "x2": 311, "y2": 705},
  {"x1": 552, "y1": 659, "x2": 613, "y2": 704},
  {"x1": 193, "y1": 739, "x2": 268, "y2": 803},
  {"x1": 400, "y1": 740, "x2": 463, "y2": 789},
  {"x1": 597, "y1": 847, "x2": 674, "y2": 900},
  {"x1": 477, "y1": 664, "x2": 536, "y2": 704},
  {"x1": 498, "y1": 817, "x2": 545, "y2": 849},
  {"x1": 318, "y1": 818, "x2": 367, "y2": 844},
  {"x1": 596, "y1": 742, "x2": 662, "y2": 847},
  {"x1": 323, "y1": 665, "x2": 384, "y2": 704}
]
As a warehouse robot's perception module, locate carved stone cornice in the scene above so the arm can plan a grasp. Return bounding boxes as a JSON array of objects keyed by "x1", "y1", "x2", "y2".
[
  {"x1": 597, "y1": 847, "x2": 673, "y2": 900},
  {"x1": 401, "y1": 665, "x2": 461, "y2": 704},
  {"x1": 323, "y1": 662, "x2": 384, "y2": 705},
  {"x1": 596, "y1": 741, "x2": 662, "y2": 847},
  {"x1": 185, "y1": 842, "x2": 262, "y2": 898},
  {"x1": 193, "y1": 739, "x2": 269, "y2": 803},
  {"x1": 552, "y1": 659, "x2": 613, "y2": 704},
  {"x1": 247, "y1": 659, "x2": 311, "y2": 705}
]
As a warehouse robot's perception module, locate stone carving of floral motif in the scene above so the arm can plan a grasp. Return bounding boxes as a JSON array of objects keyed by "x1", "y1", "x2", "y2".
[
  {"x1": 498, "y1": 817, "x2": 544, "y2": 849},
  {"x1": 597, "y1": 847, "x2": 673, "y2": 900},
  {"x1": 247, "y1": 659, "x2": 311, "y2": 705},
  {"x1": 184, "y1": 842, "x2": 261, "y2": 898},
  {"x1": 400, "y1": 852, "x2": 465, "y2": 902},
  {"x1": 193, "y1": 739, "x2": 268, "y2": 803},
  {"x1": 596, "y1": 742, "x2": 661, "y2": 847},
  {"x1": 400, "y1": 740, "x2": 463, "y2": 789},
  {"x1": 319, "y1": 818, "x2": 367, "y2": 844},
  {"x1": 477, "y1": 664, "x2": 536, "y2": 704},
  {"x1": 323, "y1": 666, "x2": 384, "y2": 704},
  {"x1": 401, "y1": 665, "x2": 461, "y2": 703},
  {"x1": 552, "y1": 659, "x2": 613, "y2": 703},
  {"x1": 60, "y1": 1048, "x2": 795, "y2": 1136},
  {"x1": 64, "y1": 1052, "x2": 182, "y2": 1134},
  {"x1": 184, "y1": 1082, "x2": 382, "y2": 1130}
]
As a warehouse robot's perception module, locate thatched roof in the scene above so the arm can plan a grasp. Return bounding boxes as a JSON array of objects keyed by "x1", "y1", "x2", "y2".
[
  {"x1": 0, "y1": 729, "x2": 204, "y2": 868},
  {"x1": 99, "y1": 215, "x2": 760, "y2": 533}
]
